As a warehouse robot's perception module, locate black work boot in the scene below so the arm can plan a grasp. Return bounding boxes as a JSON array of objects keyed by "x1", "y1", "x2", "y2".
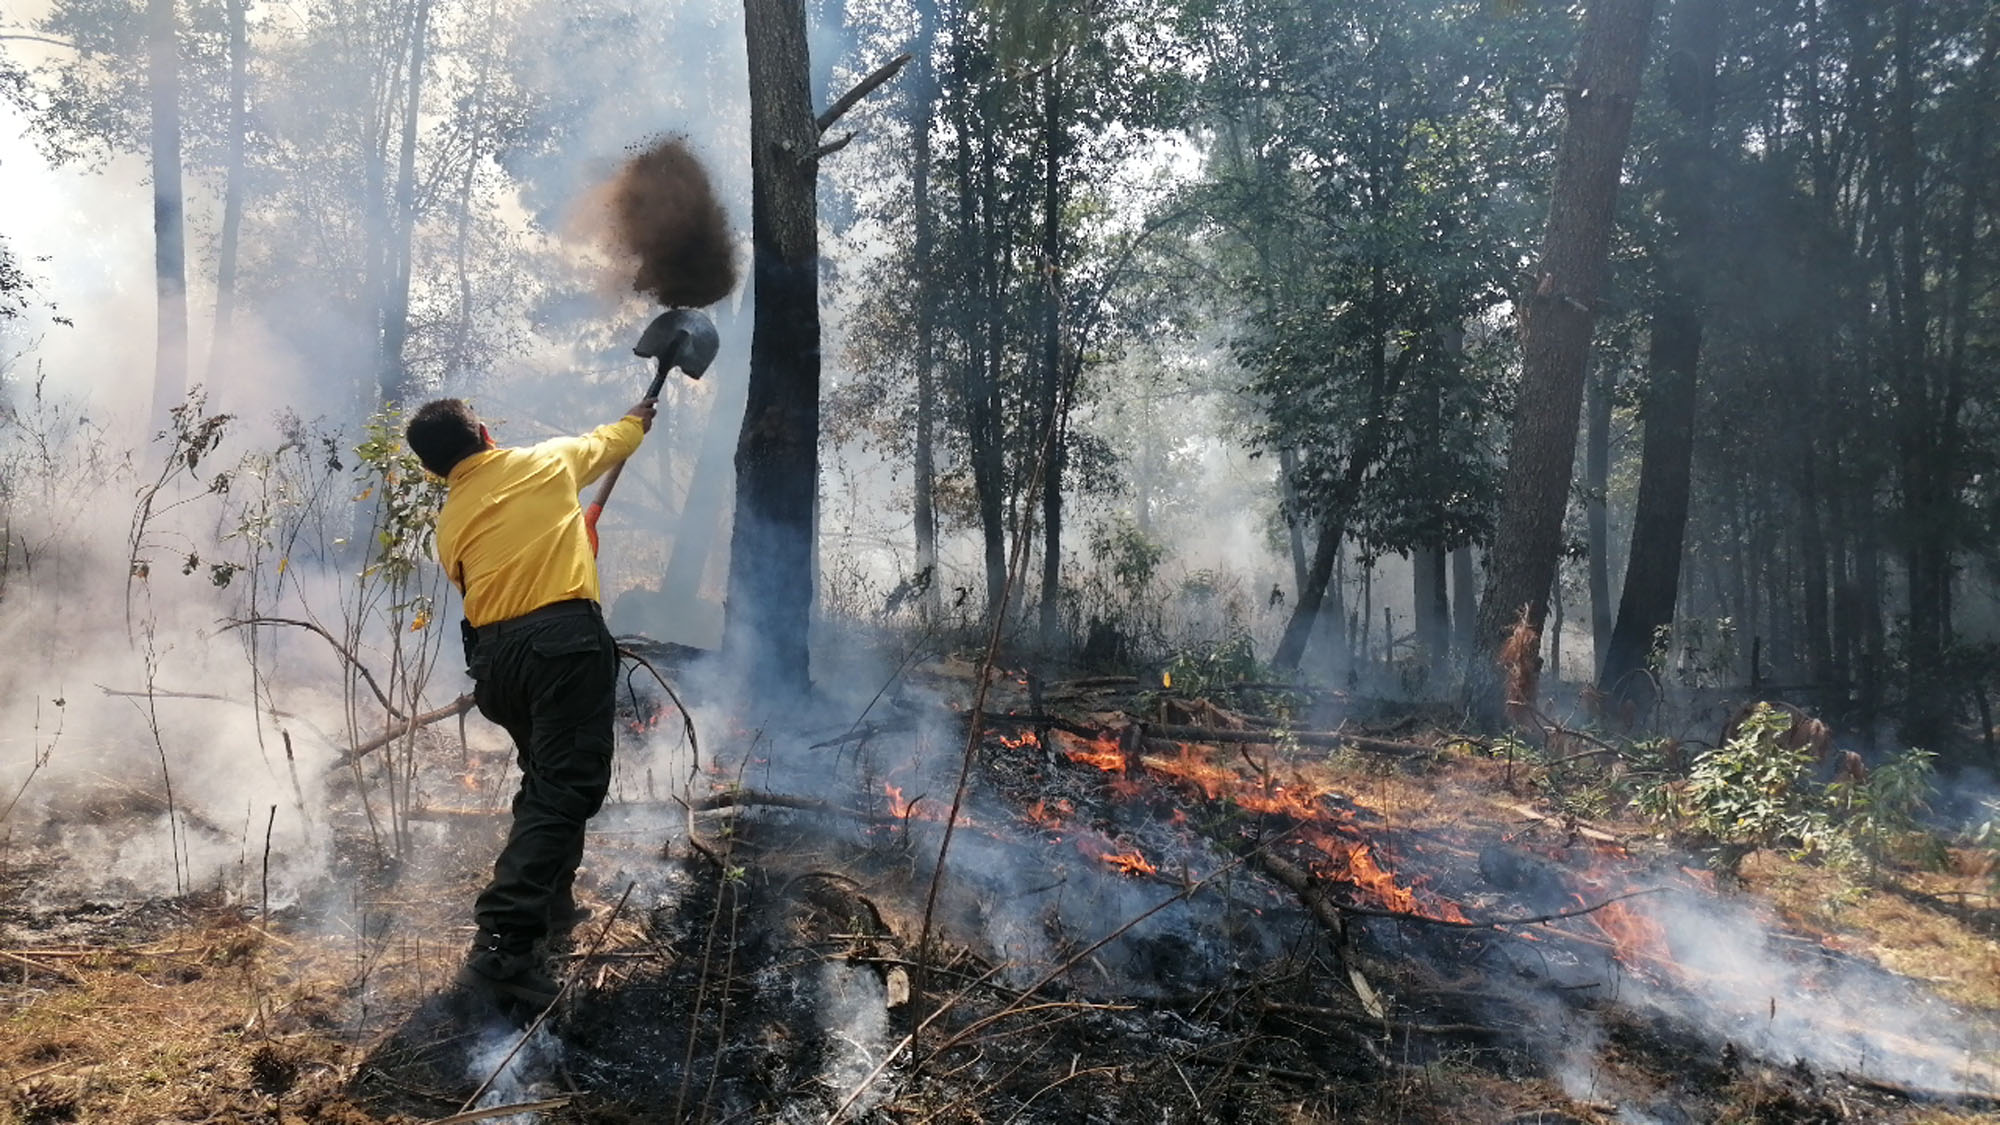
[{"x1": 457, "y1": 935, "x2": 561, "y2": 1018}]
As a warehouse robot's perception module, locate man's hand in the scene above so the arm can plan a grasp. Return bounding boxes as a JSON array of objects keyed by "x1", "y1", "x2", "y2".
[{"x1": 626, "y1": 398, "x2": 658, "y2": 433}]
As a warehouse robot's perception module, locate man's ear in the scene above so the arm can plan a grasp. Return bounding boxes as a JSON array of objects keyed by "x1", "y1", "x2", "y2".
[{"x1": 479, "y1": 423, "x2": 494, "y2": 447}]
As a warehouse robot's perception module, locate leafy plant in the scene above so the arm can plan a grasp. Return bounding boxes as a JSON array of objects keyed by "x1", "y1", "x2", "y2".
[
  {"x1": 1660, "y1": 703, "x2": 1832, "y2": 878},
  {"x1": 1161, "y1": 633, "x2": 1263, "y2": 699}
]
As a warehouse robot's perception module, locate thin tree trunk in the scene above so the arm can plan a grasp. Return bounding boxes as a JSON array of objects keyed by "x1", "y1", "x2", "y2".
[
  {"x1": 662, "y1": 309, "x2": 750, "y2": 619},
  {"x1": 970, "y1": 71, "x2": 1007, "y2": 619},
  {"x1": 910, "y1": 0, "x2": 940, "y2": 618},
  {"x1": 447, "y1": 0, "x2": 499, "y2": 383},
  {"x1": 1471, "y1": 0, "x2": 1657, "y2": 720},
  {"x1": 1799, "y1": 436, "x2": 1833, "y2": 684},
  {"x1": 146, "y1": 0, "x2": 189, "y2": 431},
  {"x1": 207, "y1": 0, "x2": 248, "y2": 385},
  {"x1": 1584, "y1": 362, "x2": 1614, "y2": 677},
  {"x1": 1280, "y1": 448, "x2": 1309, "y2": 593},
  {"x1": 377, "y1": 0, "x2": 432, "y2": 407},
  {"x1": 1598, "y1": 0, "x2": 1720, "y2": 706},
  {"x1": 1451, "y1": 547, "x2": 1476, "y2": 662},
  {"x1": 729, "y1": 0, "x2": 823, "y2": 695},
  {"x1": 1414, "y1": 547, "x2": 1447, "y2": 690},
  {"x1": 1550, "y1": 571, "x2": 1565, "y2": 685},
  {"x1": 1037, "y1": 60, "x2": 1065, "y2": 653}
]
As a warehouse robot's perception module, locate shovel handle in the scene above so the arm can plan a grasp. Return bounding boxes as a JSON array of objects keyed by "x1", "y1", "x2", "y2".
[
  {"x1": 586, "y1": 349, "x2": 677, "y2": 556},
  {"x1": 585, "y1": 461, "x2": 627, "y2": 557}
]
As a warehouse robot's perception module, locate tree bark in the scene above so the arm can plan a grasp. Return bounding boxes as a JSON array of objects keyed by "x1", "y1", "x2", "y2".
[
  {"x1": 1036, "y1": 60, "x2": 1065, "y2": 653},
  {"x1": 377, "y1": 0, "x2": 432, "y2": 407},
  {"x1": 1279, "y1": 448, "x2": 1309, "y2": 594},
  {"x1": 729, "y1": 0, "x2": 823, "y2": 695},
  {"x1": 663, "y1": 308, "x2": 750, "y2": 618},
  {"x1": 1584, "y1": 362, "x2": 1613, "y2": 678},
  {"x1": 1451, "y1": 547, "x2": 1476, "y2": 663},
  {"x1": 1605, "y1": 0, "x2": 1725, "y2": 705},
  {"x1": 1414, "y1": 547, "x2": 1447, "y2": 689},
  {"x1": 206, "y1": 0, "x2": 248, "y2": 385},
  {"x1": 909, "y1": 0, "x2": 940, "y2": 618},
  {"x1": 961, "y1": 58, "x2": 1008, "y2": 620},
  {"x1": 145, "y1": 0, "x2": 189, "y2": 432},
  {"x1": 1472, "y1": 0, "x2": 1657, "y2": 720}
]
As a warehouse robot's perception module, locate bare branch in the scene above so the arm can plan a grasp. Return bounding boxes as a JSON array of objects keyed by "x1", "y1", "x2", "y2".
[
  {"x1": 322, "y1": 692, "x2": 475, "y2": 773},
  {"x1": 816, "y1": 52, "x2": 911, "y2": 134},
  {"x1": 223, "y1": 616, "x2": 401, "y2": 718},
  {"x1": 806, "y1": 133, "x2": 855, "y2": 161}
]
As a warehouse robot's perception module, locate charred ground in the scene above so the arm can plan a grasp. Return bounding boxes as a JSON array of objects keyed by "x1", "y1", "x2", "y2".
[{"x1": 2, "y1": 651, "x2": 1998, "y2": 1124}]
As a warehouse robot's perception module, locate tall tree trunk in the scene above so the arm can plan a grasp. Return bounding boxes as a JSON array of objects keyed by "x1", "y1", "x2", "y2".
[
  {"x1": 1036, "y1": 61, "x2": 1065, "y2": 653},
  {"x1": 1451, "y1": 546, "x2": 1476, "y2": 662},
  {"x1": 728, "y1": 0, "x2": 822, "y2": 695},
  {"x1": 1414, "y1": 548, "x2": 1447, "y2": 689},
  {"x1": 909, "y1": 0, "x2": 940, "y2": 618},
  {"x1": 1472, "y1": 0, "x2": 1657, "y2": 720},
  {"x1": 1584, "y1": 362, "x2": 1614, "y2": 677},
  {"x1": 1598, "y1": 0, "x2": 1722, "y2": 706},
  {"x1": 377, "y1": 0, "x2": 432, "y2": 407},
  {"x1": 207, "y1": 0, "x2": 248, "y2": 385},
  {"x1": 146, "y1": 0, "x2": 189, "y2": 432},
  {"x1": 1279, "y1": 448, "x2": 1309, "y2": 593},
  {"x1": 662, "y1": 309, "x2": 750, "y2": 620},
  {"x1": 447, "y1": 0, "x2": 499, "y2": 383},
  {"x1": 1799, "y1": 434, "x2": 1833, "y2": 684},
  {"x1": 968, "y1": 69, "x2": 1007, "y2": 619}
]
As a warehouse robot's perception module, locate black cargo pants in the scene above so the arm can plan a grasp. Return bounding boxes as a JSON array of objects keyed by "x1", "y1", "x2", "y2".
[{"x1": 466, "y1": 599, "x2": 618, "y2": 955}]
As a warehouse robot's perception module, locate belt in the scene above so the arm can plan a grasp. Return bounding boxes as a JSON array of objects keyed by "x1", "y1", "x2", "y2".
[{"x1": 474, "y1": 599, "x2": 600, "y2": 643}]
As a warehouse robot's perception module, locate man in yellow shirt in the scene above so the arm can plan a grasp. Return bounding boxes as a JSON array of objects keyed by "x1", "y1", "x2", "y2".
[{"x1": 406, "y1": 395, "x2": 655, "y2": 1017}]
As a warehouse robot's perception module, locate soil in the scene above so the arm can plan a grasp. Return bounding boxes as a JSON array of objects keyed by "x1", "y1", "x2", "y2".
[{"x1": 3, "y1": 669, "x2": 1998, "y2": 1124}]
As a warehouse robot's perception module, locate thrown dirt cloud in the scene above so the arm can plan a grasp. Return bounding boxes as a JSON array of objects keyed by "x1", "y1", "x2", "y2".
[{"x1": 601, "y1": 136, "x2": 740, "y2": 309}]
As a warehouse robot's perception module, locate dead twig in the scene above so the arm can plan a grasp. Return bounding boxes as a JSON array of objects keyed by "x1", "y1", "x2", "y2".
[
  {"x1": 0, "y1": 948, "x2": 85, "y2": 984},
  {"x1": 424, "y1": 1098, "x2": 573, "y2": 1124},
  {"x1": 223, "y1": 616, "x2": 401, "y2": 718},
  {"x1": 619, "y1": 646, "x2": 700, "y2": 782}
]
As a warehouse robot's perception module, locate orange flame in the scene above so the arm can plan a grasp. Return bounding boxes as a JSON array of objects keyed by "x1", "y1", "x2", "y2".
[
  {"x1": 885, "y1": 783, "x2": 913, "y2": 820},
  {"x1": 1102, "y1": 851, "x2": 1158, "y2": 877},
  {"x1": 1304, "y1": 831, "x2": 1469, "y2": 923},
  {"x1": 1589, "y1": 898, "x2": 1671, "y2": 967},
  {"x1": 1024, "y1": 798, "x2": 1071, "y2": 830},
  {"x1": 1054, "y1": 729, "x2": 1126, "y2": 772},
  {"x1": 995, "y1": 730, "x2": 1041, "y2": 750}
]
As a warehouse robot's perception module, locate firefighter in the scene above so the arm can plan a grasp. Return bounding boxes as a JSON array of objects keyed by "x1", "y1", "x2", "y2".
[{"x1": 406, "y1": 395, "x2": 655, "y2": 1016}]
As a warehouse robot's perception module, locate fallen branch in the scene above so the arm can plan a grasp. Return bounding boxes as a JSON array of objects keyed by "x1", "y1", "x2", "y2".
[
  {"x1": 1140, "y1": 723, "x2": 1436, "y2": 757},
  {"x1": 0, "y1": 949, "x2": 84, "y2": 984},
  {"x1": 424, "y1": 1098, "x2": 573, "y2": 1125},
  {"x1": 1847, "y1": 1075, "x2": 2000, "y2": 1110},
  {"x1": 323, "y1": 693, "x2": 476, "y2": 773},
  {"x1": 1242, "y1": 850, "x2": 1382, "y2": 1016}
]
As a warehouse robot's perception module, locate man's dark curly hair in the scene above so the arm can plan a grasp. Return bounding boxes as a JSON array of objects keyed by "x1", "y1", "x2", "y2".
[{"x1": 406, "y1": 398, "x2": 487, "y2": 478}]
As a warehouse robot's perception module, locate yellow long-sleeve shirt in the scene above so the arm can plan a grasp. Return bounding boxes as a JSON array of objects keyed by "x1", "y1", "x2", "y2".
[{"x1": 437, "y1": 416, "x2": 645, "y2": 627}]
